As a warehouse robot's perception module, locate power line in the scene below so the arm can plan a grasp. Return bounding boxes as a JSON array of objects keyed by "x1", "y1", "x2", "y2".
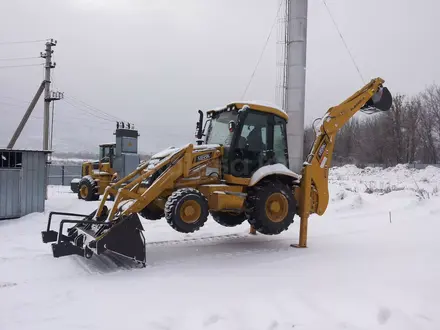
[
  {"x1": 0, "y1": 63, "x2": 44, "y2": 69},
  {"x1": 63, "y1": 98, "x2": 115, "y2": 122},
  {"x1": 51, "y1": 72, "x2": 126, "y2": 123},
  {"x1": 322, "y1": 0, "x2": 365, "y2": 83},
  {"x1": 0, "y1": 95, "x2": 31, "y2": 105},
  {"x1": 241, "y1": 0, "x2": 284, "y2": 99},
  {"x1": 0, "y1": 39, "x2": 49, "y2": 45},
  {"x1": 0, "y1": 56, "x2": 41, "y2": 61},
  {"x1": 0, "y1": 100, "x2": 28, "y2": 108},
  {"x1": 64, "y1": 94, "x2": 124, "y2": 122}
]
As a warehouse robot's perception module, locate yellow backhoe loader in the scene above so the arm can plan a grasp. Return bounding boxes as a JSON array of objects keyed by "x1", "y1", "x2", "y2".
[{"x1": 41, "y1": 78, "x2": 392, "y2": 266}]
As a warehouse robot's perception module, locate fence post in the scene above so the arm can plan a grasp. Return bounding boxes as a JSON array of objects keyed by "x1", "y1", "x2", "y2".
[{"x1": 61, "y1": 165, "x2": 65, "y2": 186}]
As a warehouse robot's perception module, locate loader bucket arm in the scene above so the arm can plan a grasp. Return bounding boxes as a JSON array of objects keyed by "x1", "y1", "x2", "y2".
[
  {"x1": 294, "y1": 77, "x2": 392, "y2": 248},
  {"x1": 41, "y1": 144, "x2": 195, "y2": 265},
  {"x1": 97, "y1": 144, "x2": 193, "y2": 221}
]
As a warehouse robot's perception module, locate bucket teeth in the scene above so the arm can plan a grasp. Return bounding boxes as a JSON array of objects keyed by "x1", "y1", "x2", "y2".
[{"x1": 42, "y1": 212, "x2": 146, "y2": 266}]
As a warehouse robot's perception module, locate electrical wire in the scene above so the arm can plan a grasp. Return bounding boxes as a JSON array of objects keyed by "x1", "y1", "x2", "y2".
[
  {"x1": 322, "y1": 0, "x2": 365, "y2": 83},
  {"x1": 241, "y1": 0, "x2": 284, "y2": 99},
  {"x1": 0, "y1": 63, "x2": 44, "y2": 69},
  {"x1": 0, "y1": 39, "x2": 49, "y2": 45},
  {"x1": 0, "y1": 95, "x2": 30, "y2": 105},
  {"x1": 50, "y1": 72, "x2": 126, "y2": 123},
  {"x1": 64, "y1": 95, "x2": 124, "y2": 122},
  {"x1": 0, "y1": 56, "x2": 41, "y2": 61},
  {"x1": 63, "y1": 98, "x2": 115, "y2": 122}
]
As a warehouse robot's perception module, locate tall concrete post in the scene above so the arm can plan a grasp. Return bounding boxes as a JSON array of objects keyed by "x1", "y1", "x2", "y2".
[
  {"x1": 285, "y1": 0, "x2": 308, "y2": 173},
  {"x1": 40, "y1": 39, "x2": 57, "y2": 200},
  {"x1": 42, "y1": 39, "x2": 56, "y2": 151}
]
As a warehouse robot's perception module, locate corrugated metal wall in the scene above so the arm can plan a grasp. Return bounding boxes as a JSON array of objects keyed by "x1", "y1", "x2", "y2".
[
  {"x1": 20, "y1": 151, "x2": 46, "y2": 215},
  {"x1": 0, "y1": 169, "x2": 20, "y2": 219},
  {"x1": 0, "y1": 150, "x2": 47, "y2": 220}
]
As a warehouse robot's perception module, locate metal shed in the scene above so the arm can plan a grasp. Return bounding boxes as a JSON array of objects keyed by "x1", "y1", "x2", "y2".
[{"x1": 0, "y1": 149, "x2": 50, "y2": 220}]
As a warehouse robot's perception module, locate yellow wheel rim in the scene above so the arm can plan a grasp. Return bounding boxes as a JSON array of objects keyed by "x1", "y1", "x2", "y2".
[
  {"x1": 265, "y1": 193, "x2": 288, "y2": 223},
  {"x1": 80, "y1": 185, "x2": 89, "y2": 199},
  {"x1": 179, "y1": 200, "x2": 201, "y2": 224}
]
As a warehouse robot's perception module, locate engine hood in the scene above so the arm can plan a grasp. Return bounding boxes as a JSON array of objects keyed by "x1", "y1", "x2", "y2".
[{"x1": 150, "y1": 144, "x2": 221, "y2": 160}]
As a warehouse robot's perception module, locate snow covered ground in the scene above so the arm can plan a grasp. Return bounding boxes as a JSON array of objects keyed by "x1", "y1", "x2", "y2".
[{"x1": 1, "y1": 164, "x2": 439, "y2": 330}]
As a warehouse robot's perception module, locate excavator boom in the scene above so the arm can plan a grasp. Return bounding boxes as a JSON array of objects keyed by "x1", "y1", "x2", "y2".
[{"x1": 294, "y1": 77, "x2": 392, "y2": 248}]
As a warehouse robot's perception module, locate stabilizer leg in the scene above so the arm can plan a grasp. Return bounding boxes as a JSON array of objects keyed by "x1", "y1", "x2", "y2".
[
  {"x1": 291, "y1": 215, "x2": 308, "y2": 248},
  {"x1": 249, "y1": 225, "x2": 257, "y2": 235}
]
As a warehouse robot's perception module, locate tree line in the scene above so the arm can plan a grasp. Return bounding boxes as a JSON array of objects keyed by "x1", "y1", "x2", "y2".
[{"x1": 303, "y1": 84, "x2": 440, "y2": 166}]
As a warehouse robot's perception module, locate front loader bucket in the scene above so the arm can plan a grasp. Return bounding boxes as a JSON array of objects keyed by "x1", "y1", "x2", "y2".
[
  {"x1": 363, "y1": 86, "x2": 392, "y2": 112},
  {"x1": 42, "y1": 211, "x2": 146, "y2": 266}
]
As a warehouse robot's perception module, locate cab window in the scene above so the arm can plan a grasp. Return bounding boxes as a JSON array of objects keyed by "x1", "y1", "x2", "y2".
[{"x1": 273, "y1": 116, "x2": 288, "y2": 167}]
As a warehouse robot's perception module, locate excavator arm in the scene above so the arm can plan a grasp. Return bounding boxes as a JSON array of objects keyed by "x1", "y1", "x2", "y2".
[{"x1": 294, "y1": 77, "x2": 392, "y2": 248}]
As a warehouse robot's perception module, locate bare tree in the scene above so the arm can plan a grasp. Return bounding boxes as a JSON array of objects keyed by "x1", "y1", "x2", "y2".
[{"x1": 403, "y1": 96, "x2": 421, "y2": 163}]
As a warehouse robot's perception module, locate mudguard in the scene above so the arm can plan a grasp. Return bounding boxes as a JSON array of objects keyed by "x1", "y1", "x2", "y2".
[{"x1": 249, "y1": 164, "x2": 300, "y2": 187}]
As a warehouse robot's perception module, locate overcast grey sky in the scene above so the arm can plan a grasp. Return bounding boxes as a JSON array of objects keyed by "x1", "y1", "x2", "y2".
[{"x1": 1, "y1": 0, "x2": 439, "y2": 154}]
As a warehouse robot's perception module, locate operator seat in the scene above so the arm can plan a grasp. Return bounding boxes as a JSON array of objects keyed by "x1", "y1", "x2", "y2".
[{"x1": 246, "y1": 127, "x2": 265, "y2": 151}]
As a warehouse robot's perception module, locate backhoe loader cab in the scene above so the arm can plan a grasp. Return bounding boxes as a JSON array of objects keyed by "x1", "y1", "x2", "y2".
[
  {"x1": 202, "y1": 102, "x2": 290, "y2": 179},
  {"x1": 43, "y1": 78, "x2": 392, "y2": 266}
]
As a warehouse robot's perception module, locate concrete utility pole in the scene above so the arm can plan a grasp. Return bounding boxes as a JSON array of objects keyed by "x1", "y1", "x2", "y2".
[
  {"x1": 7, "y1": 81, "x2": 46, "y2": 149},
  {"x1": 283, "y1": 0, "x2": 308, "y2": 173},
  {"x1": 41, "y1": 39, "x2": 57, "y2": 151}
]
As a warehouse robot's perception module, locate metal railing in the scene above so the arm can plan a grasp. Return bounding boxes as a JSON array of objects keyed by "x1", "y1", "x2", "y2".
[{"x1": 48, "y1": 164, "x2": 82, "y2": 185}]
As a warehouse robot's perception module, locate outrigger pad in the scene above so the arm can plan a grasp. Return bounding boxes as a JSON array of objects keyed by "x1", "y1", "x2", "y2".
[{"x1": 96, "y1": 213, "x2": 146, "y2": 263}]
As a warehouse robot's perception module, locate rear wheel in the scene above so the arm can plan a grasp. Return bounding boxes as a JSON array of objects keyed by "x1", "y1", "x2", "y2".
[
  {"x1": 77, "y1": 176, "x2": 98, "y2": 201},
  {"x1": 210, "y1": 211, "x2": 246, "y2": 227},
  {"x1": 140, "y1": 203, "x2": 164, "y2": 220},
  {"x1": 164, "y1": 188, "x2": 208, "y2": 233},
  {"x1": 245, "y1": 179, "x2": 296, "y2": 235}
]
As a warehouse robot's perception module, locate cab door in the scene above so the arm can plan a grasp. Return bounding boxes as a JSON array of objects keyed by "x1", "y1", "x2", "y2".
[{"x1": 228, "y1": 110, "x2": 273, "y2": 178}]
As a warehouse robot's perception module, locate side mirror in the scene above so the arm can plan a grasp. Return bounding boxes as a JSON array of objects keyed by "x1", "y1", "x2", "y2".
[{"x1": 228, "y1": 120, "x2": 236, "y2": 132}]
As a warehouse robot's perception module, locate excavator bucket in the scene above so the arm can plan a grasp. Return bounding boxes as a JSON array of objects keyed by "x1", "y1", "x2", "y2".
[
  {"x1": 41, "y1": 211, "x2": 146, "y2": 266},
  {"x1": 362, "y1": 86, "x2": 392, "y2": 113}
]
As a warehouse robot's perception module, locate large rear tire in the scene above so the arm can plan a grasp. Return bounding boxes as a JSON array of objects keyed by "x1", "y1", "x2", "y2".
[
  {"x1": 164, "y1": 188, "x2": 208, "y2": 233},
  {"x1": 245, "y1": 179, "x2": 296, "y2": 235},
  {"x1": 210, "y1": 211, "x2": 246, "y2": 227}
]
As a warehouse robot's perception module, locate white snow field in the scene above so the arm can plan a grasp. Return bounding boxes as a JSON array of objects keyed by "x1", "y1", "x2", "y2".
[{"x1": 1, "y1": 164, "x2": 439, "y2": 330}]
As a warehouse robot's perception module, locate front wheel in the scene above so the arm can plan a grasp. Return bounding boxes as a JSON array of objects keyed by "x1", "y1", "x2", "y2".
[
  {"x1": 77, "y1": 176, "x2": 98, "y2": 201},
  {"x1": 164, "y1": 188, "x2": 209, "y2": 233}
]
